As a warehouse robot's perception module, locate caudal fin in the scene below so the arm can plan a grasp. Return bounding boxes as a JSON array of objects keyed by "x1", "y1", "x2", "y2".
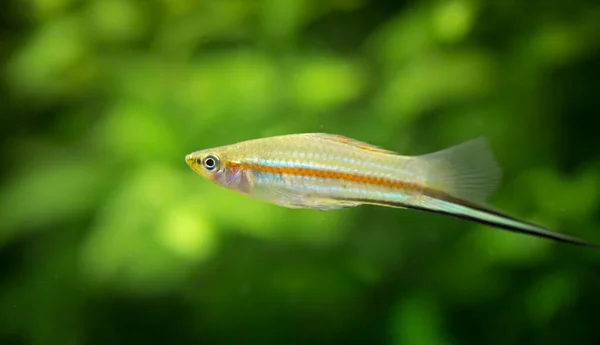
[
  {"x1": 417, "y1": 137, "x2": 502, "y2": 204},
  {"x1": 410, "y1": 138, "x2": 599, "y2": 247},
  {"x1": 417, "y1": 194, "x2": 600, "y2": 248}
]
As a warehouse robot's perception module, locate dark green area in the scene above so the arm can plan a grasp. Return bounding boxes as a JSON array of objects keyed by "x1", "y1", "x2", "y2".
[{"x1": 1, "y1": 0, "x2": 600, "y2": 344}]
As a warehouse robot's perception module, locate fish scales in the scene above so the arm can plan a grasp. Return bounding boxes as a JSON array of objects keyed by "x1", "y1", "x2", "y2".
[{"x1": 226, "y1": 135, "x2": 423, "y2": 204}]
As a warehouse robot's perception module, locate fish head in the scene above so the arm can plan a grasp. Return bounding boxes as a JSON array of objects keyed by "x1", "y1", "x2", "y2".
[
  {"x1": 185, "y1": 145, "x2": 229, "y2": 181},
  {"x1": 185, "y1": 145, "x2": 252, "y2": 192}
]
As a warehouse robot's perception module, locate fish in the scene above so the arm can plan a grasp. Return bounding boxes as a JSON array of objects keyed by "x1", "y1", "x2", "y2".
[{"x1": 185, "y1": 133, "x2": 598, "y2": 248}]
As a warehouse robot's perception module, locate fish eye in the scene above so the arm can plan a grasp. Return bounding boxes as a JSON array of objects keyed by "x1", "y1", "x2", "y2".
[{"x1": 202, "y1": 155, "x2": 220, "y2": 171}]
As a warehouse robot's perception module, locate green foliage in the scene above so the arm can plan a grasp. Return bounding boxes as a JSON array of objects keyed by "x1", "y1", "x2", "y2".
[{"x1": 2, "y1": 0, "x2": 600, "y2": 344}]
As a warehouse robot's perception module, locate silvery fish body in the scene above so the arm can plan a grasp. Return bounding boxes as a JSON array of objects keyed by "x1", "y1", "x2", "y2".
[{"x1": 186, "y1": 133, "x2": 598, "y2": 248}]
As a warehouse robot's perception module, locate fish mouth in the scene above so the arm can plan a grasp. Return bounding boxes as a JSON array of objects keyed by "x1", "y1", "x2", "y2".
[{"x1": 185, "y1": 154, "x2": 194, "y2": 167}]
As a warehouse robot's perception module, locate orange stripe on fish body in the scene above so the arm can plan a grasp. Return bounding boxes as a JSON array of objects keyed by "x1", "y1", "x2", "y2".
[{"x1": 227, "y1": 161, "x2": 422, "y2": 191}]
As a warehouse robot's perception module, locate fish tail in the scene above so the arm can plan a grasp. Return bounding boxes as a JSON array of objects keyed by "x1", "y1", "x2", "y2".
[
  {"x1": 403, "y1": 137, "x2": 598, "y2": 247},
  {"x1": 415, "y1": 193, "x2": 599, "y2": 247},
  {"x1": 415, "y1": 137, "x2": 502, "y2": 204}
]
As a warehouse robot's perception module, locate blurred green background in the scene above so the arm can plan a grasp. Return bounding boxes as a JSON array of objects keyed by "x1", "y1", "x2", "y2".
[{"x1": 2, "y1": 0, "x2": 600, "y2": 344}]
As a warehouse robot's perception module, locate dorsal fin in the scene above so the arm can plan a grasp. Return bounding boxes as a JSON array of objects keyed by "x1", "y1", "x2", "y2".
[{"x1": 306, "y1": 133, "x2": 397, "y2": 155}]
